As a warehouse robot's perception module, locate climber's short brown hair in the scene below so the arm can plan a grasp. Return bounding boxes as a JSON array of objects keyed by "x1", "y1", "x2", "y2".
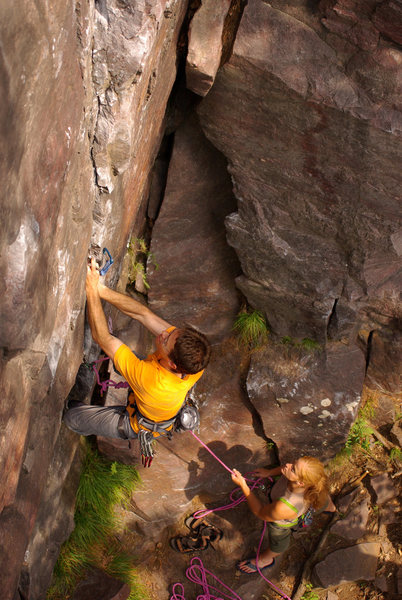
[{"x1": 169, "y1": 327, "x2": 211, "y2": 374}]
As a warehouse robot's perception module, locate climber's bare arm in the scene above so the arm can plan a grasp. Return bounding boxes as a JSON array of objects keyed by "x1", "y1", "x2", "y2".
[
  {"x1": 98, "y1": 282, "x2": 171, "y2": 336},
  {"x1": 86, "y1": 259, "x2": 123, "y2": 359}
]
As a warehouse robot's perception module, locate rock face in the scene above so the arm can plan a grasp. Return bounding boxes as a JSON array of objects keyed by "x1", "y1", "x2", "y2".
[
  {"x1": 186, "y1": 0, "x2": 232, "y2": 96},
  {"x1": 147, "y1": 113, "x2": 241, "y2": 341},
  {"x1": 246, "y1": 342, "x2": 366, "y2": 460},
  {"x1": 0, "y1": 1, "x2": 188, "y2": 598},
  {"x1": 197, "y1": 0, "x2": 402, "y2": 349},
  {"x1": 1, "y1": 1, "x2": 401, "y2": 598}
]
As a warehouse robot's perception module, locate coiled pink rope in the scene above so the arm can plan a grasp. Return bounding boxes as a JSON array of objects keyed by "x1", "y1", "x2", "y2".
[{"x1": 170, "y1": 557, "x2": 242, "y2": 600}]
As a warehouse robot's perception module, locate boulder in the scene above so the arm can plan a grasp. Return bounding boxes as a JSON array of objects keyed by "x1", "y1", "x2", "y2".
[
  {"x1": 371, "y1": 473, "x2": 397, "y2": 504},
  {"x1": 246, "y1": 342, "x2": 366, "y2": 460},
  {"x1": 331, "y1": 497, "x2": 369, "y2": 539},
  {"x1": 373, "y1": 0, "x2": 402, "y2": 45},
  {"x1": 314, "y1": 542, "x2": 380, "y2": 587},
  {"x1": 72, "y1": 568, "x2": 130, "y2": 600},
  {"x1": 186, "y1": 0, "x2": 231, "y2": 96},
  {"x1": 0, "y1": 1, "x2": 189, "y2": 598},
  {"x1": 365, "y1": 327, "x2": 402, "y2": 395}
]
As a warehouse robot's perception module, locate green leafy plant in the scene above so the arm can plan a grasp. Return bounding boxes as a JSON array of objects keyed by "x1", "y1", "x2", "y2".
[
  {"x1": 47, "y1": 441, "x2": 145, "y2": 600},
  {"x1": 344, "y1": 416, "x2": 373, "y2": 454},
  {"x1": 389, "y1": 447, "x2": 402, "y2": 464},
  {"x1": 127, "y1": 237, "x2": 158, "y2": 290},
  {"x1": 233, "y1": 308, "x2": 269, "y2": 349},
  {"x1": 301, "y1": 582, "x2": 320, "y2": 600}
]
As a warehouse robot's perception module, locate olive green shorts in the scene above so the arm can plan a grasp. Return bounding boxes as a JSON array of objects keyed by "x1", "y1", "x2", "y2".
[{"x1": 267, "y1": 523, "x2": 292, "y2": 554}]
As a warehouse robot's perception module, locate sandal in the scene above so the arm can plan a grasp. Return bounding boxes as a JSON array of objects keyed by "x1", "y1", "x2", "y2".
[
  {"x1": 170, "y1": 534, "x2": 210, "y2": 553},
  {"x1": 236, "y1": 558, "x2": 275, "y2": 574},
  {"x1": 185, "y1": 514, "x2": 224, "y2": 543}
]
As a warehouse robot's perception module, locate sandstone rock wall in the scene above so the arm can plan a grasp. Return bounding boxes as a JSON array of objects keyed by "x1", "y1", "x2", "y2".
[
  {"x1": 197, "y1": 0, "x2": 402, "y2": 347},
  {"x1": 0, "y1": 1, "x2": 188, "y2": 598}
]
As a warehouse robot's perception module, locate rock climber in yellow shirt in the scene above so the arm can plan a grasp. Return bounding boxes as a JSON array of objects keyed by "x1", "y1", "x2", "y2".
[{"x1": 63, "y1": 259, "x2": 211, "y2": 455}]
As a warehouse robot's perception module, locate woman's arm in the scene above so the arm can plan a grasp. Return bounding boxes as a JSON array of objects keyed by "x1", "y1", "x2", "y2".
[{"x1": 231, "y1": 469, "x2": 299, "y2": 522}]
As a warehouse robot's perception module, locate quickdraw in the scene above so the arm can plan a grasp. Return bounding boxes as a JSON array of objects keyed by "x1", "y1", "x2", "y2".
[{"x1": 138, "y1": 429, "x2": 154, "y2": 467}]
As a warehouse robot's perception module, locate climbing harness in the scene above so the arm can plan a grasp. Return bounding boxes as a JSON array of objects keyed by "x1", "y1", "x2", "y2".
[
  {"x1": 99, "y1": 247, "x2": 114, "y2": 276},
  {"x1": 132, "y1": 401, "x2": 200, "y2": 466}
]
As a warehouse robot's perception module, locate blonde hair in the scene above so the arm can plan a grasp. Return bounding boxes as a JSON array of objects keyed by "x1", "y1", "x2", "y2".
[{"x1": 294, "y1": 456, "x2": 329, "y2": 510}]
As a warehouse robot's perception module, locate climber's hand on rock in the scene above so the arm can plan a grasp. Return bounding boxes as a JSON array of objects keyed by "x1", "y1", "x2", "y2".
[{"x1": 86, "y1": 258, "x2": 100, "y2": 295}]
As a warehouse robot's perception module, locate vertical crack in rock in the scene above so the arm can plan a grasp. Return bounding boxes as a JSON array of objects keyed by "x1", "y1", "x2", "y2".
[
  {"x1": 220, "y1": 0, "x2": 248, "y2": 66},
  {"x1": 146, "y1": 132, "x2": 175, "y2": 223},
  {"x1": 365, "y1": 329, "x2": 374, "y2": 374},
  {"x1": 327, "y1": 298, "x2": 339, "y2": 341}
]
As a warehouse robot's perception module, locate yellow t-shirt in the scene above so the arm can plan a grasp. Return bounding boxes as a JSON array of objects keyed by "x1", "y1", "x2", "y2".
[{"x1": 113, "y1": 327, "x2": 203, "y2": 434}]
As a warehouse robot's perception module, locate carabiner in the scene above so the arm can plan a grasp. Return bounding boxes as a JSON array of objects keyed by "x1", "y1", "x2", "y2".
[{"x1": 99, "y1": 247, "x2": 114, "y2": 276}]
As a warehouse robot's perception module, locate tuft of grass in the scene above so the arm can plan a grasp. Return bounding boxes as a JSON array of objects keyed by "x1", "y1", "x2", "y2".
[
  {"x1": 233, "y1": 308, "x2": 268, "y2": 349},
  {"x1": 127, "y1": 237, "x2": 158, "y2": 290},
  {"x1": 47, "y1": 441, "x2": 143, "y2": 600},
  {"x1": 281, "y1": 335, "x2": 321, "y2": 351},
  {"x1": 300, "y1": 337, "x2": 321, "y2": 350}
]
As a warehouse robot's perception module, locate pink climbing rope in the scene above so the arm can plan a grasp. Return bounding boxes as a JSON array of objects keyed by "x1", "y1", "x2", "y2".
[
  {"x1": 190, "y1": 430, "x2": 266, "y2": 519},
  {"x1": 170, "y1": 557, "x2": 242, "y2": 600},
  {"x1": 91, "y1": 356, "x2": 129, "y2": 396},
  {"x1": 254, "y1": 521, "x2": 292, "y2": 600},
  {"x1": 190, "y1": 431, "x2": 235, "y2": 475}
]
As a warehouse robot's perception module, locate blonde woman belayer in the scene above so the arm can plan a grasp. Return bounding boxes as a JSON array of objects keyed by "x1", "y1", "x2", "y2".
[{"x1": 231, "y1": 456, "x2": 336, "y2": 574}]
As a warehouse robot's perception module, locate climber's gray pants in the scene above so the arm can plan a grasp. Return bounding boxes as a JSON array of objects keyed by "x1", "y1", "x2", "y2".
[{"x1": 63, "y1": 403, "x2": 138, "y2": 439}]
